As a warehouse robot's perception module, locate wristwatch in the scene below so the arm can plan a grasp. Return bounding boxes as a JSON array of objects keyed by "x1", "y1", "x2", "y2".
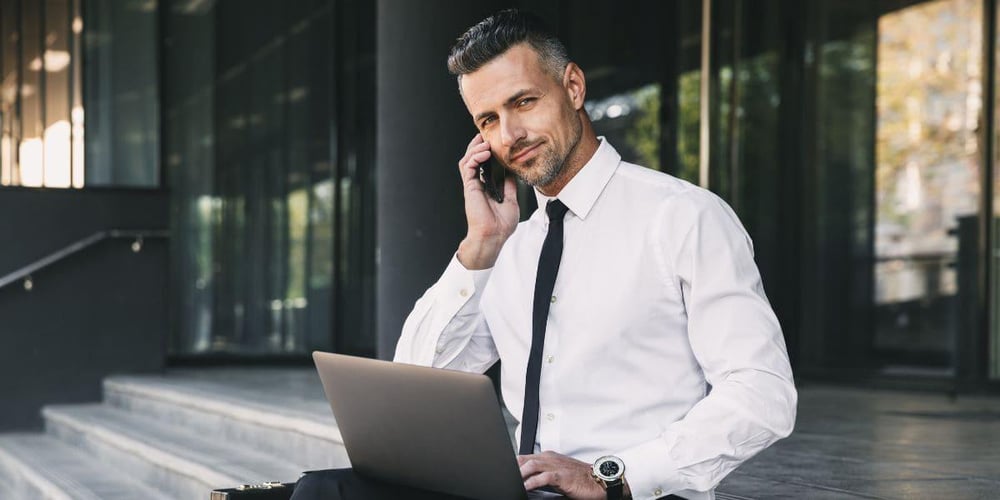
[{"x1": 592, "y1": 455, "x2": 625, "y2": 500}]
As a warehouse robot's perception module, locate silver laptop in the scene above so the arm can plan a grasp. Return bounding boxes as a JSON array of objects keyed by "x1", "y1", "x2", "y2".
[{"x1": 313, "y1": 351, "x2": 562, "y2": 500}]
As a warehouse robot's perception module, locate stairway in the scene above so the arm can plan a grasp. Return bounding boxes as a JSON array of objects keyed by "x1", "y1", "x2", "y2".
[{"x1": 0, "y1": 368, "x2": 350, "y2": 499}]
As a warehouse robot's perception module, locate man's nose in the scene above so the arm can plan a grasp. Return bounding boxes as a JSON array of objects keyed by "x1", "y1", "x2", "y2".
[{"x1": 499, "y1": 114, "x2": 526, "y2": 149}]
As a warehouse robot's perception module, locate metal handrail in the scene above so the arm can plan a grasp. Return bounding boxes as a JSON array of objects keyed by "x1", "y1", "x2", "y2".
[
  {"x1": 0, "y1": 229, "x2": 169, "y2": 291},
  {"x1": 874, "y1": 252, "x2": 954, "y2": 263}
]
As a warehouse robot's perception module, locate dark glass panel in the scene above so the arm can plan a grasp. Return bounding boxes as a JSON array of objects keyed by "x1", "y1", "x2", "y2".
[
  {"x1": 82, "y1": 0, "x2": 158, "y2": 188},
  {"x1": 988, "y1": 0, "x2": 1000, "y2": 380},
  {"x1": 164, "y1": 0, "x2": 216, "y2": 354},
  {"x1": 798, "y1": 1, "x2": 879, "y2": 374},
  {"x1": 164, "y1": 0, "x2": 374, "y2": 357}
]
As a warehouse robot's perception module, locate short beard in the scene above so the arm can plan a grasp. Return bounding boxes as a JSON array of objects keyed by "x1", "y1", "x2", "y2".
[
  {"x1": 512, "y1": 112, "x2": 583, "y2": 188},
  {"x1": 515, "y1": 146, "x2": 563, "y2": 187}
]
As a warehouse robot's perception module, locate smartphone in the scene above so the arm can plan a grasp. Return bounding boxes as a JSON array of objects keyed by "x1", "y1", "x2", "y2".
[{"x1": 479, "y1": 155, "x2": 506, "y2": 203}]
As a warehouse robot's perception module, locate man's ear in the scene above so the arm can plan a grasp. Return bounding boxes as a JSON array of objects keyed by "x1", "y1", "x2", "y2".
[{"x1": 562, "y1": 62, "x2": 587, "y2": 110}]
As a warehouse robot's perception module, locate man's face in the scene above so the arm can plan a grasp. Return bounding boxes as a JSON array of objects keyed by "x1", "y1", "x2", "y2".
[{"x1": 460, "y1": 43, "x2": 582, "y2": 188}]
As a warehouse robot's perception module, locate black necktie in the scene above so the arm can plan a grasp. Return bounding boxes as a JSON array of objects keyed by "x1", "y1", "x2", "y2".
[{"x1": 519, "y1": 199, "x2": 570, "y2": 455}]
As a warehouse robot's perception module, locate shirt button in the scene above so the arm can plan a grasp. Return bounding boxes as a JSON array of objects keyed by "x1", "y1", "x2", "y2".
[
  {"x1": 654, "y1": 488, "x2": 663, "y2": 496},
  {"x1": 546, "y1": 413, "x2": 555, "y2": 421},
  {"x1": 546, "y1": 355, "x2": 554, "y2": 364},
  {"x1": 459, "y1": 289, "x2": 469, "y2": 297},
  {"x1": 435, "y1": 347, "x2": 444, "y2": 354},
  {"x1": 550, "y1": 295, "x2": 557, "y2": 303}
]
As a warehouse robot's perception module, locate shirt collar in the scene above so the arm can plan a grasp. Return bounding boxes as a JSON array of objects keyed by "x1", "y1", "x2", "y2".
[{"x1": 533, "y1": 137, "x2": 621, "y2": 221}]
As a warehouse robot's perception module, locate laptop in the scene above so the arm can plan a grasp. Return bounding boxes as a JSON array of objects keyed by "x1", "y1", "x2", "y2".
[{"x1": 313, "y1": 351, "x2": 563, "y2": 500}]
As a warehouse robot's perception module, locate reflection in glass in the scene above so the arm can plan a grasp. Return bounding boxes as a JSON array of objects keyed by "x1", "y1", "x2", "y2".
[
  {"x1": 1, "y1": 0, "x2": 18, "y2": 186},
  {"x1": 559, "y1": 0, "x2": 705, "y2": 190},
  {"x1": 71, "y1": 0, "x2": 83, "y2": 188},
  {"x1": 796, "y1": 1, "x2": 878, "y2": 374},
  {"x1": 166, "y1": 0, "x2": 374, "y2": 357},
  {"x1": 0, "y1": 0, "x2": 89, "y2": 188},
  {"x1": 874, "y1": 0, "x2": 981, "y2": 369},
  {"x1": 83, "y1": 0, "x2": 158, "y2": 188},
  {"x1": 44, "y1": 0, "x2": 72, "y2": 188},
  {"x1": 993, "y1": 0, "x2": 1000, "y2": 380},
  {"x1": 677, "y1": 70, "x2": 700, "y2": 183},
  {"x1": 19, "y1": 0, "x2": 42, "y2": 186},
  {"x1": 587, "y1": 83, "x2": 661, "y2": 170}
]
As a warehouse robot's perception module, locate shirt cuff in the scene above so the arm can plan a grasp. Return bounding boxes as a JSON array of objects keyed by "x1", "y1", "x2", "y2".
[
  {"x1": 439, "y1": 253, "x2": 493, "y2": 315},
  {"x1": 618, "y1": 435, "x2": 686, "y2": 500}
]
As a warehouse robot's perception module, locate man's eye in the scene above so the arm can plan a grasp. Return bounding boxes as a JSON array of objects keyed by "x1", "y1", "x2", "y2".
[
  {"x1": 518, "y1": 98, "x2": 535, "y2": 107},
  {"x1": 481, "y1": 116, "x2": 495, "y2": 127}
]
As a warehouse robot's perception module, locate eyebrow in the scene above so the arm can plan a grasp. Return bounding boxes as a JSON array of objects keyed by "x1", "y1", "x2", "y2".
[{"x1": 473, "y1": 89, "x2": 534, "y2": 124}]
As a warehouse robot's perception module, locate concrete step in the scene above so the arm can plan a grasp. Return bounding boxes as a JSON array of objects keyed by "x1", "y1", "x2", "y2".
[
  {"x1": 42, "y1": 403, "x2": 307, "y2": 499},
  {"x1": 102, "y1": 369, "x2": 349, "y2": 471},
  {"x1": 0, "y1": 433, "x2": 172, "y2": 500}
]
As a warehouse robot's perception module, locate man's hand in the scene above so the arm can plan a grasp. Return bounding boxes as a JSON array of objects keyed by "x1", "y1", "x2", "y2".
[
  {"x1": 456, "y1": 134, "x2": 519, "y2": 270},
  {"x1": 518, "y1": 451, "x2": 606, "y2": 499}
]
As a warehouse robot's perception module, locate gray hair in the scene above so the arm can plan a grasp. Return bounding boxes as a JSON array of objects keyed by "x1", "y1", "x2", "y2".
[{"x1": 447, "y1": 9, "x2": 570, "y2": 88}]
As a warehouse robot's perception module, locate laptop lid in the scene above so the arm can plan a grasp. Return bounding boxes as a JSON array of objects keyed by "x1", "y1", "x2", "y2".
[{"x1": 312, "y1": 351, "x2": 529, "y2": 500}]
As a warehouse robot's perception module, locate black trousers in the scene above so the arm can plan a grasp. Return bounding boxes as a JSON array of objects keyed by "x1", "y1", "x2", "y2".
[
  {"x1": 289, "y1": 468, "x2": 684, "y2": 500},
  {"x1": 289, "y1": 468, "x2": 474, "y2": 499}
]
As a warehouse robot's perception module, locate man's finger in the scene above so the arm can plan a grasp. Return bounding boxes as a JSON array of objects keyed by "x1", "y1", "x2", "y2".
[
  {"x1": 458, "y1": 143, "x2": 491, "y2": 180},
  {"x1": 466, "y1": 133, "x2": 483, "y2": 149},
  {"x1": 518, "y1": 458, "x2": 545, "y2": 479},
  {"x1": 523, "y1": 471, "x2": 559, "y2": 492},
  {"x1": 516, "y1": 453, "x2": 545, "y2": 466},
  {"x1": 460, "y1": 150, "x2": 492, "y2": 183}
]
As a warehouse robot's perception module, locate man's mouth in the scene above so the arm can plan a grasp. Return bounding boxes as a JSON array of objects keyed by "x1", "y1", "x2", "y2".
[{"x1": 509, "y1": 141, "x2": 542, "y2": 163}]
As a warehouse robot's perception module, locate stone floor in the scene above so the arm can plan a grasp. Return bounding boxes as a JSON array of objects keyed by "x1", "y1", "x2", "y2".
[
  {"x1": 6, "y1": 367, "x2": 997, "y2": 499},
  {"x1": 719, "y1": 383, "x2": 1000, "y2": 499},
  {"x1": 170, "y1": 369, "x2": 1000, "y2": 499}
]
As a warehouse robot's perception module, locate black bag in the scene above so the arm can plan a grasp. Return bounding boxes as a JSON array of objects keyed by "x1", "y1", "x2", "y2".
[{"x1": 210, "y1": 481, "x2": 296, "y2": 500}]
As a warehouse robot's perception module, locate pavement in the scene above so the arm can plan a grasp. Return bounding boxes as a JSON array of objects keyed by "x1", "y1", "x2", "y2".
[{"x1": 718, "y1": 383, "x2": 1000, "y2": 499}]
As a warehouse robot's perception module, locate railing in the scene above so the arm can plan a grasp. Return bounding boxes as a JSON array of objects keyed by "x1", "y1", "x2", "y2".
[
  {"x1": 0, "y1": 229, "x2": 169, "y2": 291},
  {"x1": 873, "y1": 251, "x2": 955, "y2": 304}
]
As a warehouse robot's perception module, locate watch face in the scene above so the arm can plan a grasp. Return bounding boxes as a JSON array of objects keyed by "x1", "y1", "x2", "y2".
[
  {"x1": 599, "y1": 461, "x2": 620, "y2": 477},
  {"x1": 593, "y1": 455, "x2": 625, "y2": 481}
]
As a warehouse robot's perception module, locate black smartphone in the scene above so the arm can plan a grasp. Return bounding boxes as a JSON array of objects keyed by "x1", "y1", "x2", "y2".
[{"x1": 479, "y1": 155, "x2": 506, "y2": 203}]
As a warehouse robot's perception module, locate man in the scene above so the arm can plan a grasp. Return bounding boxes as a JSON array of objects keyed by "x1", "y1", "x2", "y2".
[{"x1": 293, "y1": 9, "x2": 795, "y2": 500}]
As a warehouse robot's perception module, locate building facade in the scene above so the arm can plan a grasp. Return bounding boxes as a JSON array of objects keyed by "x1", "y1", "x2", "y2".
[{"x1": 1, "y1": 0, "x2": 999, "y2": 430}]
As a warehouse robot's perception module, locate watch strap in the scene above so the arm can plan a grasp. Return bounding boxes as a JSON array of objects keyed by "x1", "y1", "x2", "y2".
[{"x1": 606, "y1": 478, "x2": 623, "y2": 500}]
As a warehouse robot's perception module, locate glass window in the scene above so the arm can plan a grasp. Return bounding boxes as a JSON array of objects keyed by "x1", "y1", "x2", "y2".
[
  {"x1": 991, "y1": 0, "x2": 1000, "y2": 381},
  {"x1": 798, "y1": 1, "x2": 879, "y2": 373},
  {"x1": 1, "y1": 0, "x2": 19, "y2": 186},
  {"x1": 672, "y1": 0, "x2": 985, "y2": 380},
  {"x1": 786, "y1": 0, "x2": 984, "y2": 378},
  {"x1": 553, "y1": 1, "x2": 701, "y2": 179},
  {"x1": 82, "y1": 0, "x2": 158, "y2": 188},
  {"x1": 19, "y1": 0, "x2": 42, "y2": 186},
  {"x1": 872, "y1": 0, "x2": 981, "y2": 372},
  {"x1": 0, "y1": 0, "x2": 149, "y2": 189},
  {"x1": 165, "y1": 0, "x2": 375, "y2": 357},
  {"x1": 44, "y1": 0, "x2": 72, "y2": 188}
]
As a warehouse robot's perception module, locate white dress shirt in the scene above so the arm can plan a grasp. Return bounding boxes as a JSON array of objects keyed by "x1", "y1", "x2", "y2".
[{"x1": 394, "y1": 139, "x2": 797, "y2": 500}]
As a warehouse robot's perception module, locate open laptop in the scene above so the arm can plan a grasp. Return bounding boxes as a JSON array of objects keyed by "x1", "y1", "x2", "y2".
[{"x1": 313, "y1": 351, "x2": 563, "y2": 500}]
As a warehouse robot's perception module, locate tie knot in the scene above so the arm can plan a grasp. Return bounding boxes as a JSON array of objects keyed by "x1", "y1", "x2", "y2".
[{"x1": 546, "y1": 199, "x2": 569, "y2": 222}]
